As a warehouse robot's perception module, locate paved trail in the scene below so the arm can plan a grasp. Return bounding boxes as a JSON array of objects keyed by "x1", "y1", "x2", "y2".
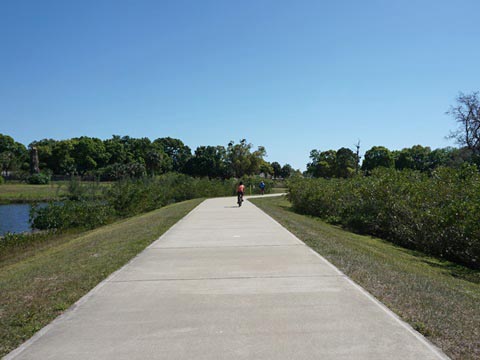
[{"x1": 6, "y1": 197, "x2": 449, "y2": 359}]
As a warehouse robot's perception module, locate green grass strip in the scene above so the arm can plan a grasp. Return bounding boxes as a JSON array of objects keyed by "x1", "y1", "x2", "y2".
[
  {"x1": 250, "y1": 196, "x2": 480, "y2": 360},
  {"x1": 0, "y1": 198, "x2": 203, "y2": 357},
  {"x1": 0, "y1": 183, "x2": 68, "y2": 204}
]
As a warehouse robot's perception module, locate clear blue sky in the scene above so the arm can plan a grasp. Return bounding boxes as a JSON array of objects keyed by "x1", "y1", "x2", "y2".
[{"x1": 1, "y1": 0, "x2": 479, "y2": 170}]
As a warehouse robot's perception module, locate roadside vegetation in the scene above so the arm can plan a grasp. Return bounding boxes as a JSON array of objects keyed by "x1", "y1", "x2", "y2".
[
  {"x1": 0, "y1": 198, "x2": 204, "y2": 357},
  {"x1": 250, "y1": 196, "x2": 480, "y2": 360},
  {"x1": 288, "y1": 166, "x2": 480, "y2": 269},
  {"x1": 0, "y1": 174, "x2": 273, "y2": 257}
]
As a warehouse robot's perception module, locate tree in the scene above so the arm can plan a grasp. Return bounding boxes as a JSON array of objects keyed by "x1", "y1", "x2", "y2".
[
  {"x1": 153, "y1": 137, "x2": 192, "y2": 172},
  {"x1": 395, "y1": 145, "x2": 431, "y2": 171},
  {"x1": 259, "y1": 161, "x2": 274, "y2": 178},
  {"x1": 226, "y1": 139, "x2": 266, "y2": 178},
  {"x1": 185, "y1": 145, "x2": 227, "y2": 178},
  {"x1": 335, "y1": 147, "x2": 357, "y2": 178},
  {"x1": 104, "y1": 135, "x2": 128, "y2": 165},
  {"x1": 0, "y1": 134, "x2": 28, "y2": 175},
  {"x1": 280, "y1": 164, "x2": 293, "y2": 179},
  {"x1": 127, "y1": 137, "x2": 152, "y2": 165},
  {"x1": 51, "y1": 140, "x2": 76, "y2": 175},
  {"x1": 306, "y1": 149, "x2": 336, "y2": 178},
  {"x1": 271, "y1": 162, "x2": 282, "y2": 179},
  {"x1": 145, "y1": 149, "x2": 168, "y2": 175},
  {"x1": 447, "y1": 92, "x2": 480, "y2": 155},
  {"x1": 71, "y1": 137, "x2": 109, "y2": 175},
  {"x1": 362, "y1": 146, "x2": 394, "y2": 172}
]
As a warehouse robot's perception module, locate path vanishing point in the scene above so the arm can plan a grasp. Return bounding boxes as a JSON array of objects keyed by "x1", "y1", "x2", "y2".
[{"x1": 6, "y1": 196, "x2": 449, "y2": 359}]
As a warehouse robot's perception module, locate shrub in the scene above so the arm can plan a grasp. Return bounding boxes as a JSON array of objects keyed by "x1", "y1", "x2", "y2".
[
  {"x1": 27, "y1": 173, "x2": 51, "y2": 184},
  {"x1": 29, "y1": 174, "x2": 239, "y2": 232},
  {"x1": 0, "y1": 175, "x2": 4, "y2": 184},
  {"x1": 105, "y1": 173, "x2": 235, "y2": 217},
  {"x1": 66, "y1": 177, "x2": 103, "y2": 200},
  {"x1": 31, "y1": 200, "x2": 114, "y2": 230},
  {"x1": 288, "y1": 167, "x2": 480, "y2": 268}
]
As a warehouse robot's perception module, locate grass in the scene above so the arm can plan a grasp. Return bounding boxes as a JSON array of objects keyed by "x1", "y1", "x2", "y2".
[
  {"x1": 250, "y1": 196, "x2": 480, "y2": 360},
  {"x1": 0, "y1": 198, "x2": 203, "y2": 357},
  {"x1": 0, "y1": 183, "x2": 68, "y2": 203},
  {"x1": 0, "y1": 181, "x2": 112, "y2": 204}
]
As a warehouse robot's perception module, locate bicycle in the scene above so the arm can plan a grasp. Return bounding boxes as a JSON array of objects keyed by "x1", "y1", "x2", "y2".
[{"x1": 237, "y1": 192, "x2": 244, "y2": 207}]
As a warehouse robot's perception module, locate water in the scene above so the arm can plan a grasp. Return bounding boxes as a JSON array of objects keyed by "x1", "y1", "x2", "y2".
[{"x1": 0, "y1": 204, "x2": 35, "y2": 235}]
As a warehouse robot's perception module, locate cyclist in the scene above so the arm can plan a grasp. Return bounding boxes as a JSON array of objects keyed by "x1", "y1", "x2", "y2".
[{"x1": 237, "y1": 181, "x2": 245, "y2": 206}]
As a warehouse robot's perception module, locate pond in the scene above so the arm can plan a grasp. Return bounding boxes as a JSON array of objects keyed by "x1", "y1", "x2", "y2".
[{"x1": 0, "y1": 203, "x2": 38, "y2": 236}]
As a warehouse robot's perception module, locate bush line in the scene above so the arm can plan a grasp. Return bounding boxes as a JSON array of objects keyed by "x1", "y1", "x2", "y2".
[{"x1": 288, "y1": 166, "x2": 480, "y2": 268}]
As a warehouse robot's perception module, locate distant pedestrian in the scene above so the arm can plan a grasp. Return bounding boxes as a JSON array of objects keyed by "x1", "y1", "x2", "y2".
[{"x1": 259, "y1": 180, "x2": 265, "y2": 195}]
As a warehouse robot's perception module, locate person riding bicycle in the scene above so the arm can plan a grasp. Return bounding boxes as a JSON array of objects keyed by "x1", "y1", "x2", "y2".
[{"x1": 237, "y1": 182, "x2": 245, "y2": 206}]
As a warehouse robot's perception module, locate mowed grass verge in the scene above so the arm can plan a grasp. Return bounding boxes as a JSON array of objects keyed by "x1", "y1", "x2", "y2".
[
  {"x1": 250, "y1": 196, "x2": 480, "y2": 360},
  {"x1": 0, "y1": 198, "x2": 203, "y2": 357}
]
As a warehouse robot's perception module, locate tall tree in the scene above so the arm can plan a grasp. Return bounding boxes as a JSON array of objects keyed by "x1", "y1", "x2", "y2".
[
  {"x1": 395, "y1": 145, "x2": 431, "y2": 171},
  {"x1": 306, "y1": 149, "x2": 336, "y2": 178},
  {"x1": 362, "y1": 146, "x2": 394, "y2": 172},
  {"x1": 259, "y1": 161, "x2": 274, "y2": 178},
  {"x1": 0, "y1": 134, "x2": 28, "y2": 175},
  {"x1": 428, "y1": 147, "x2": 472, "y2": 169},
  {"x1": 335, "y1": 147, "x2": 357, "y2": 178},
  {"x1": 104, "y1": 135, "x2": 128, "y2": 165},
  {"x1": 153, "y1": 137, "x2": 192, "y2": 172},
  {"x1": 448, "y1": 92, "x2": 480, "y2": 155},
  {"x1": 271, "y1": 162, "x2": 282, "y2": 179},
  {"x1": 71, "y1": 137, "x2": 109, "y2": 175},
  {"x1": 226, "y1": 139, "x2": 266, "y2": 178},
  {"x1": 185, "y1": 145, "x2": 227, "y2": 178},
  {"x1": 280, "y1": 164, "x2": 293, "y2": 178},
  {"x1": 51, "y1": 140, "x2": 76, "y2": 175}
]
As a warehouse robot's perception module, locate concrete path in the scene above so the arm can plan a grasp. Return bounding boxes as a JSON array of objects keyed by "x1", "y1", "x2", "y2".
[{"x1": 6, "y1": 197, "x2": 449, "y2": 359}]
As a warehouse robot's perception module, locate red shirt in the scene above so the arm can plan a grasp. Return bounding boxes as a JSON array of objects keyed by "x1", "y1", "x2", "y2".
[{"x1": 238, "y1": 184, "x2": 245, "y2": 193}]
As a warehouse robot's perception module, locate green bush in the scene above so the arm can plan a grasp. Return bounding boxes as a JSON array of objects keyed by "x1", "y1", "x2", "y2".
[
  {"x1": 105, "y1": 173, "x2": 235, "y2": 217},
  {"x1": 66, "y1": 177, "x2": 103, "y2": 200},
  {"x1": 27, "y1": 173, "x2": 51, "y2": 184},
  {"x1": 31, "y1": 201, "x2": 114, "y2": 230},
  {"x1": 0, "y1": 175, "x2": 4, "y2": 184},
  {"x1": 288, "y1": 167, "x2": 480, "y2": 268},
  {"x1": 29, "y1": 174, "x2": 240, "y2": 232}
]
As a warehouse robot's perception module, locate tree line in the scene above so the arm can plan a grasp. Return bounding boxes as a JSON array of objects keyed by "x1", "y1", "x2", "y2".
[
  {"x1": 306, "y1": 144, "x2": 476, "y2": 178},
  {"x1": 0, "y1": 135, "x2": 295, "y2": 180},
  {"x1": 307, "y1": 91, "x2": 480, "y2": 178},
  {"x1": 2, "y1": 92, "x2": 478, "y2": 181}
]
